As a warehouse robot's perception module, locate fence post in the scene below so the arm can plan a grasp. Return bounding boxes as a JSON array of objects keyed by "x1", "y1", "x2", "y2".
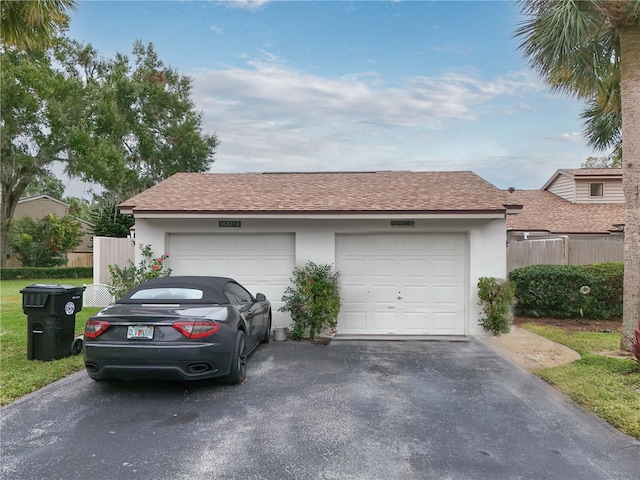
[{"x1": 561, "y1": 236, "x2": 569, "y2": 265}]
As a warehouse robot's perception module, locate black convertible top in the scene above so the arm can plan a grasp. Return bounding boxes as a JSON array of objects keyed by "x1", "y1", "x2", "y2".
[{"x1": 118, "y1": 276, "x2": 236, "y2": 304}]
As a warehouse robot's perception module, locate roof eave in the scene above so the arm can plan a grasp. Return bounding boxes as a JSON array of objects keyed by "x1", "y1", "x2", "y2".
[{"x1": 122, "y1": 209, "x2": 510, "y2": 220}]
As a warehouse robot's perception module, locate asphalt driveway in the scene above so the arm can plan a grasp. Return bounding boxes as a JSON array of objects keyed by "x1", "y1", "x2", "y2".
[{"x1": 1, "y1": 340, "x2": 638, "y2": 480}]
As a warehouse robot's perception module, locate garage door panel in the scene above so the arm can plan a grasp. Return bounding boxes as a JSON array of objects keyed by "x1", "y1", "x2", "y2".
[
  {"x1": 338, "y1": 258, "x2": 366, "y2": 276},
  {"x1": 432, "y1": 258, "x2": 462, "y2": 277},
  {"x1": 400, "y1": 258, "x2": 429, "y2": 277},
  {"x1": 433, "y1": 285, "x2": 461, "y2": 305},
  {"x1": 342, "y1": 285, "x2": 367, "y2": 303},
  {"x1": 336, "y1": 233, "x2": 466, "y2": 335},
  {"x1": 373, "y1": 311, "x2": 396, "y2": 332},
  {"x1": 432, "y1": 312, "x2": 464, "y2": 333},
  {"x1": 430, "y1": 235, "x2": 466, "y2": 254},
  {"x1": 264, "y1": 258, "x2": 293, "y2": 273},
  {"x1": 371, "y1": 285, "x2": 396, "y2": 303},
  {"x1": 402, "y1": 285, "x2": 429, "y2": 304},
  {"x1": 203, "y1": 259, "x2": 232, "y2": 275},
  {"x1": 370, "y1": 258, "x2": 396, "y2": 273},
  {"x1": 403, "y1": 312, "x2": 430, "y2": 332},
  {"x1": 341, "y1": 311, "x2": 367, "y2": 331}
]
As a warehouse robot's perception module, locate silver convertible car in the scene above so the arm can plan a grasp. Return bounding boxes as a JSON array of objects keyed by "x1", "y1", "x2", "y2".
[{"x1": 83, "y1": 276, "x2": 271, "y2": 383}]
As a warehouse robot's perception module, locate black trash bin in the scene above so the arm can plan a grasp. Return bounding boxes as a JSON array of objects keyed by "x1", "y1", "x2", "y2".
[{"x1": 20, "y1": 284, "x2": 86, "y2": 361}]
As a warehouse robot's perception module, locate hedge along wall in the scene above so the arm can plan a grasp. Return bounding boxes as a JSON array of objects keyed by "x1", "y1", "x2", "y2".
[
  {"x1": 0, "y1": 267, "x2": 93, "y2": 280},
  {"x1": 508, "y1": 262, "x2": 623, "y2": 319}
]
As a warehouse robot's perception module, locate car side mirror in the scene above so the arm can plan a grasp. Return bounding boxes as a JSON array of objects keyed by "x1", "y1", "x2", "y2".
[{"x1": 255, "y1": 293, "x2": 266, "y2": 302}]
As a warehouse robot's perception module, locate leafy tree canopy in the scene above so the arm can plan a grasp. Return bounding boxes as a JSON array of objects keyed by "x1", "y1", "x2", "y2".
[
  {"x1": 581, "y1": 155, "x2": 622, "y2": 169},
  {"x1": 22, "y1": 169, "x2": 66, "y2": 199},
  {"x1": 1, "y1": 37, "x2": 218, "y2": 265}
]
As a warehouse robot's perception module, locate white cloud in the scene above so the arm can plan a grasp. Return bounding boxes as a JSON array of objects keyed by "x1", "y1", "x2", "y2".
[
  {"x1": 219, "y1": 0, "x2": 271, "y2": 12},
  {"x1": 190, "y1": 57, "x2": 548, "y2": 176},
  {"x1": 554, "y1": 132, "x2": 584, "y2": 143}
]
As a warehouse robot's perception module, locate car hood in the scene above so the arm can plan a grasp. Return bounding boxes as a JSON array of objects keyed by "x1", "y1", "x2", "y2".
[{"x1": 94, "y1": 304, "x2": 230, "y2": 320}]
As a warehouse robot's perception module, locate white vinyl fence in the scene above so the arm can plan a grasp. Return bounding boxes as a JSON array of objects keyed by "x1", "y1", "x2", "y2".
[
  {"x1": 507, "y1": 236, "x2": 624, "y2": 272},
  {"x1": 93, "y1": 236, "x2": 135, "y2": 284}
]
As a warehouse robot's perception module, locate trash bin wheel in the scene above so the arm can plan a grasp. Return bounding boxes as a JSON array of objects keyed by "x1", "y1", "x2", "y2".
[{"x1": 70, "y1": 337, "x2": 83, "y2": 355}]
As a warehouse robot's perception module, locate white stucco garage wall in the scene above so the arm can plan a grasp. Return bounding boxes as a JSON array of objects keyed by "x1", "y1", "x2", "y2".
[{"x1": 132, "y1": 216, "x2": 507, "y2": 337}]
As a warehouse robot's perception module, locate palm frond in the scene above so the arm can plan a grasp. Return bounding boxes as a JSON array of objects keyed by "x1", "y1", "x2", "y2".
[{"x1": 515, "y1": 0, "x2": 619, "y2": 99}]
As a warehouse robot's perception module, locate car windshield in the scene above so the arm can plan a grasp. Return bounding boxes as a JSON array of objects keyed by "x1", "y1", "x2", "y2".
[{"x1": 129, "y1": 288, "x2": 204, "y2": 301}]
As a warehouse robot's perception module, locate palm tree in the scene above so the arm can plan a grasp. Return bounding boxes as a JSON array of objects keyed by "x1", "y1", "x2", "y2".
[
  {"x1": 516, "y1": 0, "x2": 640, "y2": 351},
  {"x1": 0, "y1": 0, "x2": 76, "y2": 51}
]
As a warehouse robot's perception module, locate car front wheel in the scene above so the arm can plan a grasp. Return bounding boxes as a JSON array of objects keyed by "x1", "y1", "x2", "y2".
[
  {"x1": 261, "y1": 313, "x2": 272, "y2": 344},
  {"x1": 225, "y1": 330, "x2": 247, "y2": 384}
]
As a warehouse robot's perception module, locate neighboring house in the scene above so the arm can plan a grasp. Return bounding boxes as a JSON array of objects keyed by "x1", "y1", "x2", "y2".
[
  {"x1": 119, "y1": 171, "x2": 521, "y2": 338},
  {"x1": 9, "y1": 195, "x2": 94, "y2": 267},
  {"x1": 506, "y1": 168, "x2": 625, "y2": 241}
]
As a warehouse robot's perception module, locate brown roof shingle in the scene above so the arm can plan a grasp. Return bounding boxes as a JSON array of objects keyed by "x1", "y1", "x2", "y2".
[
  {"x1": 560, "y1": 168, "x2": 623, "y2": 177},
  {"x1": 120, "y1": 171, "x2": 514, "y2": 214},
  {"x1": 506, "y1": 190, "x2": 625, "y2": 234}
]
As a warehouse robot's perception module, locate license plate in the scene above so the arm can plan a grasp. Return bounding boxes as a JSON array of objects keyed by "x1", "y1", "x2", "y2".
[{"x1": 127, "y1": 325, "x2": 154, "y2": 339}]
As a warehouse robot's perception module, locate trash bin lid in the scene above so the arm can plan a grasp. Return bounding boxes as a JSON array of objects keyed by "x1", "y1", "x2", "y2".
[{"x1": 20, "y1": 284, "x2": 86, "y2": 294}]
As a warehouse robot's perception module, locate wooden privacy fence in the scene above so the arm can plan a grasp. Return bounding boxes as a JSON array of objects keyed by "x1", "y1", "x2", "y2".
[
  {"x1": 507, "y1": 237, "x2": 624, "y2": 272},
  {"x1": 93, "y1": 236, "x2": 135, "y2": 284},
  {"x1": 67, "y1": 252, "x2": 93, "y2": 267}
]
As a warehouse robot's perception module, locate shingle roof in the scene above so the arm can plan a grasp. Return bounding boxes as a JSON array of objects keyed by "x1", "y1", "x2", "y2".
[
  {"x1": 120, "y1": 171, "x2": 515, "y2": 215},
  {"x1": 505, "y1": 190, "x2": 625, "y2": 234},
  {"x1": 560, "y1": 168, "x2": 623, "y2": 177}
]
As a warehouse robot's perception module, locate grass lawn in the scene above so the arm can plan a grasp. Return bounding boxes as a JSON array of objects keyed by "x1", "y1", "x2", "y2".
[
  {"x1": 0, "y1": 278, "x2": 101, "y2": 406},
  {"x1": 520, "y1": 322, "x2": 640, "y2": 440}
]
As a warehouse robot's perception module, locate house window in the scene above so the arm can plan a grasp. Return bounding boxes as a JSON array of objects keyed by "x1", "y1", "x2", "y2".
[{"x1": 590, "y1": 182, "x2": 604, "y2": 197}]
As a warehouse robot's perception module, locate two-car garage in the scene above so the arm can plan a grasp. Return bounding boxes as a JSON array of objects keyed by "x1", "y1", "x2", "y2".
[
  {"x1": 119, "y1": 171, "x2": 515, "y2": 338},
  {"x1": 166, "y1": 231, "x2": 467, "y2": 336}
]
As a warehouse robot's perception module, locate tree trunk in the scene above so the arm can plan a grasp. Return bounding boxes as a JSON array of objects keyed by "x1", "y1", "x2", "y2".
[
  {"x1": 0, "y1": 180, "x2": 28, "y2": 267},
  {"x1": 619, "y1": 24, "x2": 640, "y2": 352}
]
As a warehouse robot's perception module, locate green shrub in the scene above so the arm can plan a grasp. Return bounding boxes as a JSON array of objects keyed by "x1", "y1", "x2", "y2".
[
  {"x1": 0, "y1": 267, "x2": 93, "y2": 280},
  {"x1": 508, "y1": 263, "x2": 623, "y2": 319},
  {"x1": 477, "y1": 277, "x2": 515, "y2": 336},
  {"x1": 280, "y1": 262, "x2": 341, "y2": 341},
  {"x1": 107, "y1": 244, "x2": 171, "y2": 299}
]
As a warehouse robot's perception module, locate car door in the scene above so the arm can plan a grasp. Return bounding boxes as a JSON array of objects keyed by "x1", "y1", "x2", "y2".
[{"x1": 225, "y1": 282, "x2": 266, "y2": 347}]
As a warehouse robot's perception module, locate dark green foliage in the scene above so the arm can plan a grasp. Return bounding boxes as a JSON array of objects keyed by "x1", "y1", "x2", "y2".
[
  {"x1": 508, "y1": 263, "x2": 623, "y2": 319},
  {"x1": 280, "y1": 262, "x2": 341, "y2": 341},
  {"x1": 477, "y1": 277, "x2": 515, "y2": 336},
  {"x1": 10, "y1": 214, "x2": 82, "y2": 267},
  {"x1": 0, "y1": 267, "x2": 92, "y2": 280},
  {"x1": 90, "y1": 203, "x2": 135, "y2": 238}
]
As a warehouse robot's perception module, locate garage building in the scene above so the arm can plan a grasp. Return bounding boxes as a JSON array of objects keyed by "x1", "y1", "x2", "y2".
[{"x1": 119, "y1": 171, "x2": 521, "y2": 338}]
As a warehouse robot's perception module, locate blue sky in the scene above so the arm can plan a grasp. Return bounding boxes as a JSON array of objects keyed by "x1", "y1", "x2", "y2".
[{"x1": 64, "y1": 0, "x2": 598, "y2": 196}]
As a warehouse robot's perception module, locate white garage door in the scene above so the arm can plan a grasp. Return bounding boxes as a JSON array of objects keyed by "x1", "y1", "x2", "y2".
[
  {"x1": 336, "y1": 233, "x2": 466, "y2": 335},
  {"x1": 167, "y1": 233, "x2": 295, "y2": 315}
]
